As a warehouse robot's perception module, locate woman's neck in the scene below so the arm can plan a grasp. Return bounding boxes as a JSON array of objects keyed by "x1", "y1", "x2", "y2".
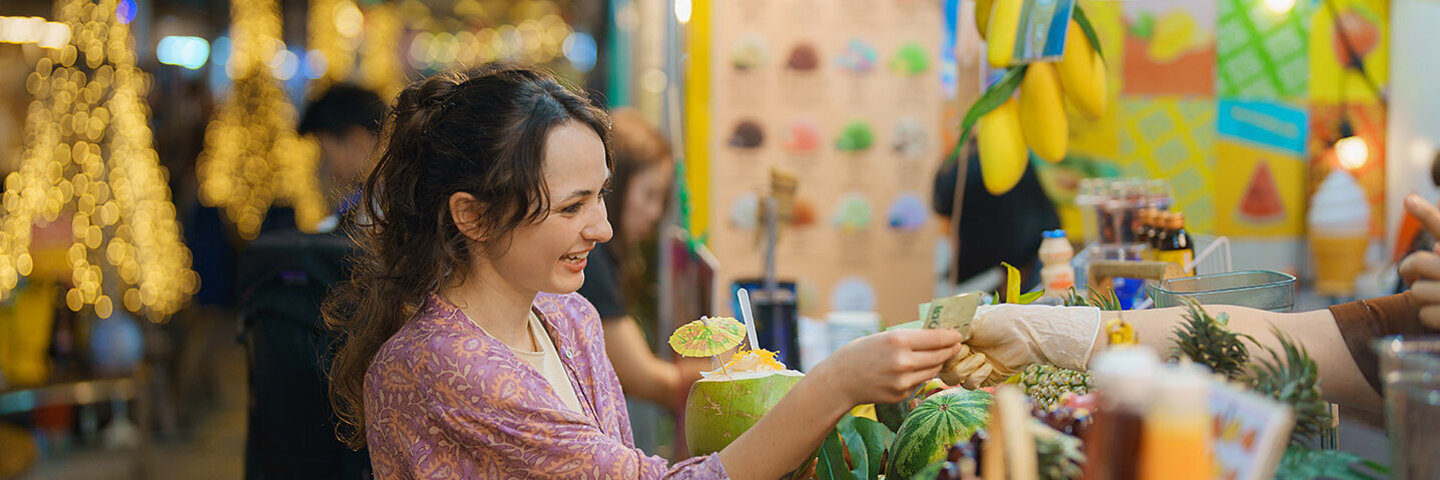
[{"x1": 440, "y1": 264, "x2": 537, "y2": 351}]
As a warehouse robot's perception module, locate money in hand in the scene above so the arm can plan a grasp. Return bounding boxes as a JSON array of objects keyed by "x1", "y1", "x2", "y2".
[{"x1": 922, "y1": 291, "x2": 981, "y2": 338}]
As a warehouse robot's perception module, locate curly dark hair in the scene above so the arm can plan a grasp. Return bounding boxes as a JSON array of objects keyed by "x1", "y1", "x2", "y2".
[{"x1": 323, "y1": 64, "x2": 612, "y2": 449}]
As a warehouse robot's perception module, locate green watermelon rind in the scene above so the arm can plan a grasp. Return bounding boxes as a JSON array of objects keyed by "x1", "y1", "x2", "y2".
[{"x1": 885, "y1": 388, "x2": 992, "y2": 479}]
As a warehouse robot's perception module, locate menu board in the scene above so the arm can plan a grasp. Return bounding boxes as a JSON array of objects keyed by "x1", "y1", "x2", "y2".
[{"x1": 705, "y1": 0, "x2": 944, "y2": 325}]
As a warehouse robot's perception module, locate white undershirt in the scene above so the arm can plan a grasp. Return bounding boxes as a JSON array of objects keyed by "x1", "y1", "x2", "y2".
[{"x1": 502, "y1": 311, "x2": 583, "y2": 414}]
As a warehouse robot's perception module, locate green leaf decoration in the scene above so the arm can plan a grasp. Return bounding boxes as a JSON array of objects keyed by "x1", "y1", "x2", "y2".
[
  {"x1": 848, "y1": 416, "x2": 894, "y2": 480},
  {"x1": 1071, "y1": 6, "x2": 1105, "y2": 63},
  {"x1": 1017, "y1": 290, "x2": 1045, "y2": 305},
  {"x1": 1275, "y1": 446, "x2": 1389, "y2": 480},
  {"x1": 817, "y1": 415, "x2": 895, "y2": 480},
  {"x1": 952, "y1": 65, "x2": 1027, "y2": 161},
  {"x1": 816, "y1": 427, "x2": 858, "y2": 480}
]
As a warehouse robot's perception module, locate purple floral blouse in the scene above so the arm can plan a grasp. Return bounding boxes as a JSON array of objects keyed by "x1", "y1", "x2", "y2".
[{"x1": 364, "y1": 292, "x2": 729, "y2": 479}]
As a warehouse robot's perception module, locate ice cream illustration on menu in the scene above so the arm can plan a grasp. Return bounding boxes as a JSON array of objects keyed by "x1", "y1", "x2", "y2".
[{"x1": 1307, "y1": 169, "x2": 1370, "y2": 296}]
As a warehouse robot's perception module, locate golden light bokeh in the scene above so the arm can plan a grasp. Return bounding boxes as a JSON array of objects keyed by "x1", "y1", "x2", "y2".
[
  {"x1": 2, "y1": 0, "x2": 197, "y2": 321},
  {"x1": 196, "y1": 0, "x2": 326, "y2": 240}
]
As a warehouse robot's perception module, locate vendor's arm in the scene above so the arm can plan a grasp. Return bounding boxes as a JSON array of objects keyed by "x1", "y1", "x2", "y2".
[
  {"x1": 602, "y1": 314, "x2": 682, "y2": 408},
  {"x1": 1102, "y1": 305, "x2": 1385, "y2": 412}
]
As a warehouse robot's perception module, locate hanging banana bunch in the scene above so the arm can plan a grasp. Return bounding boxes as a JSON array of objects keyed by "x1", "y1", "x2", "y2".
[{"x1": 958, "y1": 3, "x2": 1108, "y2": 195}]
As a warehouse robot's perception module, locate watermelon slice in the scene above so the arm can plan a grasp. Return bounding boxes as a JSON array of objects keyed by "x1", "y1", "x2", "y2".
[{"x1": 1239, "y1": 161, "x2": 1284, "y2": 223}]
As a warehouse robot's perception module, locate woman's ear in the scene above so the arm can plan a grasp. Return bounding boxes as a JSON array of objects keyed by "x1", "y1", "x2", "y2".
[{"x1": 448, "y1": 192, "x2": 487, "y2": 243}]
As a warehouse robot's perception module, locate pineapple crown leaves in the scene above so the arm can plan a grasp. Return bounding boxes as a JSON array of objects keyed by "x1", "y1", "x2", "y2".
[
  {"x1": 1248, "y1": 328, "x2": 1330, "y2": 445},
  {"x1": 1061, "y1": 285, "x2": 1122, "y2": 311},
  {"x1": 1169, "y1": 298, "x2": 1255, "y2": 381}
]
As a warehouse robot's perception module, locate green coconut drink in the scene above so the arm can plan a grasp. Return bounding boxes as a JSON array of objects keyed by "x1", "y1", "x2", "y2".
[
  {"x1": 684, "y1": 367, "x2": 803, "y2": 455},
  {"x1": 668, "y1": 313, "x2": 803, "y2": 456}
]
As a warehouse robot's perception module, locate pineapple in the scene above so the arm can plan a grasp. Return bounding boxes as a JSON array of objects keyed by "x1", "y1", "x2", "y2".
[
  {"x1": 1019, "y1": 365, "x2": 1091, "y2": 411},
  {"x1": 1249, "y1": 330, "x2": 1330, "y2": 444},
  {"x1": 1170, "y1": 298, "x2": 1254, "y2": 381},
  {"x1": 1012, "y1": 287, "x2": 1120, "y2": 411}
]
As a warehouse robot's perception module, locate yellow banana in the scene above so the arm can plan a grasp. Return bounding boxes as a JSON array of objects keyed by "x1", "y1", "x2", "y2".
[
  {"x1": 986, "y1": 0, "x2": 1023, "y2": 68},
  {"x1": 1057, "y1": 19, "x2": 1107, "y2": 118},
  {"x1": 978, "y1": 98, "x2": 1028, "y2": 195},
  {"x1": 976, "y1": 0, "x2": 994, "y2": 40},
  {"x1": 1019, "y1": 63, "x2": 1067, "y2": 163}
]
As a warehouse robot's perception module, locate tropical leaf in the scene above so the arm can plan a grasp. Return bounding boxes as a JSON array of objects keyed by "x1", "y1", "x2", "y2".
[
  {"x1": 1275, "y1": 445, "x2": 1388, "y2": 480},
  {"x1": 953, "y1": 66, "x2": 1027, "y2": 158},
  {"x1": 816, "y1": 427, "x2": 858, "y2": 480},
  {"x1": 817, "y1": 415, "x2": 895, "y2": 480},
  {"x1": 1072, "y1": 6, "x2": 1105, "y2": 62}
]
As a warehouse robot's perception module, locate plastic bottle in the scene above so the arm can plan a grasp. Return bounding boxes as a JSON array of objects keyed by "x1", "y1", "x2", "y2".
[
  {"x1": 1138, "y1": 365, "x2": 1213, "y2": 480},
  {"x1": 1038, "y1": 230, "x2": 1075, "y2": 299},
  {"x1": 1082, "y1": 346, "x2": 1160, "y2": 480}
]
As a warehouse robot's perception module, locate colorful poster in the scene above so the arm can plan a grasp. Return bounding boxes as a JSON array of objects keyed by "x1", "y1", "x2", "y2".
[
  {"x1": 1214, "y1": 100, "x2": 1309, "y2": 237},
  {"x1": 1217, "y1": 99, "x2": 1309, "y2": 155},
  {"x1": 707, "y1": 1, "x2": 943, "y2": 325},
  {"x1": 1214, "y1": 141, "x2": 1306, "y2": 237},
  {"x1": 1308, "y1": 0, "x2": 1388, "y2": 104},
  {"x1": 1117, "y1": 97, "x2": 1217, "y2": 233},
  {"x1": 1308, "y1": 103, "x2": 1386, "y2": 236},
  {"x1": 1120, "y1": 0, "x2": 1217, "y2": 96},
  {"x1": 1216, "y1": 0, "x2": 1311, "y2": 99}
]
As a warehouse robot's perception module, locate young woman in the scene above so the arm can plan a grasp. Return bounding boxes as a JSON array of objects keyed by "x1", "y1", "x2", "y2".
[
  {"x1": 574, "y1": 108, "x2": 695, "y2": 409},
  {"x1": 324, "y1": 64, "x2": 965, "y2": 479}
]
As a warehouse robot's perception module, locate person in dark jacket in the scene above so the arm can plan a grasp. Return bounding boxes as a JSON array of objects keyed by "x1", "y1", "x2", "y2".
[{"x1": 931, "y1": 137, "x2": 1061, "y2": 293}]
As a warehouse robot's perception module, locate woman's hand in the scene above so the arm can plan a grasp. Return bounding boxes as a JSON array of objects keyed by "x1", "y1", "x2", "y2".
[{"x1": 810, "y1": 329, "x2": 965, "y2": 405}]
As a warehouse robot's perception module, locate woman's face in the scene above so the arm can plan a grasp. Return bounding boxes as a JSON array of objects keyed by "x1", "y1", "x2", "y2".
[
  {"x1": 488, "y1": 120, "x2": 613, "y2": 295},
  {"x1": 622, "y1": 161, "x2": 672, "y2": 244}
]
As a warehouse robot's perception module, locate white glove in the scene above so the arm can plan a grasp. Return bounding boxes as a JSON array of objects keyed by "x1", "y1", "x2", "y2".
[{"x1": 940, "y1": 303, "x2": 1102, "y2": 387}]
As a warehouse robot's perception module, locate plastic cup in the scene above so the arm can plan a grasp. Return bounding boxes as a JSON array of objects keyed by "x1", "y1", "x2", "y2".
[{"x1": 1373, "y1": 336, "x2": 1440, "y2": 479}]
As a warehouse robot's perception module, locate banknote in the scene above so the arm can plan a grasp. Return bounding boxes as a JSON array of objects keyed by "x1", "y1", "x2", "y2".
[{"x1": 922, "y1": 291, "x2": 980, "y2": 336}]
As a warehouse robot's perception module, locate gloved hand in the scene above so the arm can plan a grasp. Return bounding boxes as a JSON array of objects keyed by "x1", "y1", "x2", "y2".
[{"x1": 938, "y1": 303, "x2": 1102, "y2": 388}]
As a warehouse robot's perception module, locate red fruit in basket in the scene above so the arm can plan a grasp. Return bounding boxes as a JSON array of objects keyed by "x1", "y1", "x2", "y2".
[{"x1": 1060, "y1": 392, "x2": 1098, "y2": 412}]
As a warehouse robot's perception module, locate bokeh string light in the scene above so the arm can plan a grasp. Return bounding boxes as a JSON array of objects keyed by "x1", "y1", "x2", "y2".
[
  {"x1": 305, "y1": 0, "x2": 360, "y2": 95},
  {"x1": 196, "y1": 0, "x2": 326, "y2": 239},
  {"x1": 1, "y1": 0, "x2": 198, "y2": 321},
  {"x1": 356, "y1": 3, "x2": 405, "y2": 101},
  {"x1": 394, "y1": 0, "x2": 574, "y2": 72}
]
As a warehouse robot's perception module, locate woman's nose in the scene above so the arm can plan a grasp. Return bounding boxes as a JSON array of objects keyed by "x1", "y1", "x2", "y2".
[{"x1": 585, "y1": 211, "x2": 613, "y2": 243}]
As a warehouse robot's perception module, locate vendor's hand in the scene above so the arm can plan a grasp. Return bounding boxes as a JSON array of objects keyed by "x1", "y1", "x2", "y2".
[
  {"x1": 811, "y1": 329, "x2": 965, "y2": 405},
  {"x1": 1398, "y1": 194, "x2": 1440, "y2": 329},
  {"x1": 959, "y1": 303, "x2": 1103, "y2": 385}
]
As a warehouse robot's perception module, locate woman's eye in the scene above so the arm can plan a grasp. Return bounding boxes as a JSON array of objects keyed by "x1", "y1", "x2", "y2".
[
  {"x1": 600, "y1": 187, "x2": 614, "y2": 199},
  {"x1": 561, "y1": 203, "x2": 583, "y2": 214}
]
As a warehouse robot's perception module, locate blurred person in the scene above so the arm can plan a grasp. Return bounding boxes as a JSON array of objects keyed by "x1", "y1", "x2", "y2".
[
  {"x1": 323, "y1": 64, "x2": 965, "y2": 478},
  {"x1": 297, "y1": 84, "x2": 387, "y2": 224},
  {"x1": 932, "y1": 137, "x2": 1061, "y2": 293},
  {"x1": 235, "y1": 85, "x2": 385, "y2": 480},
  {"x1": 574, "y1": 108, "x2": 698, "y2": 410}
]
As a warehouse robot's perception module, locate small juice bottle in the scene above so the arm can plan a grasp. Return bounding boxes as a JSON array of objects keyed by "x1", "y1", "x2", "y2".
[{"x1": 1138, "y1": 367, "x2": 1212, "y2": 480}]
